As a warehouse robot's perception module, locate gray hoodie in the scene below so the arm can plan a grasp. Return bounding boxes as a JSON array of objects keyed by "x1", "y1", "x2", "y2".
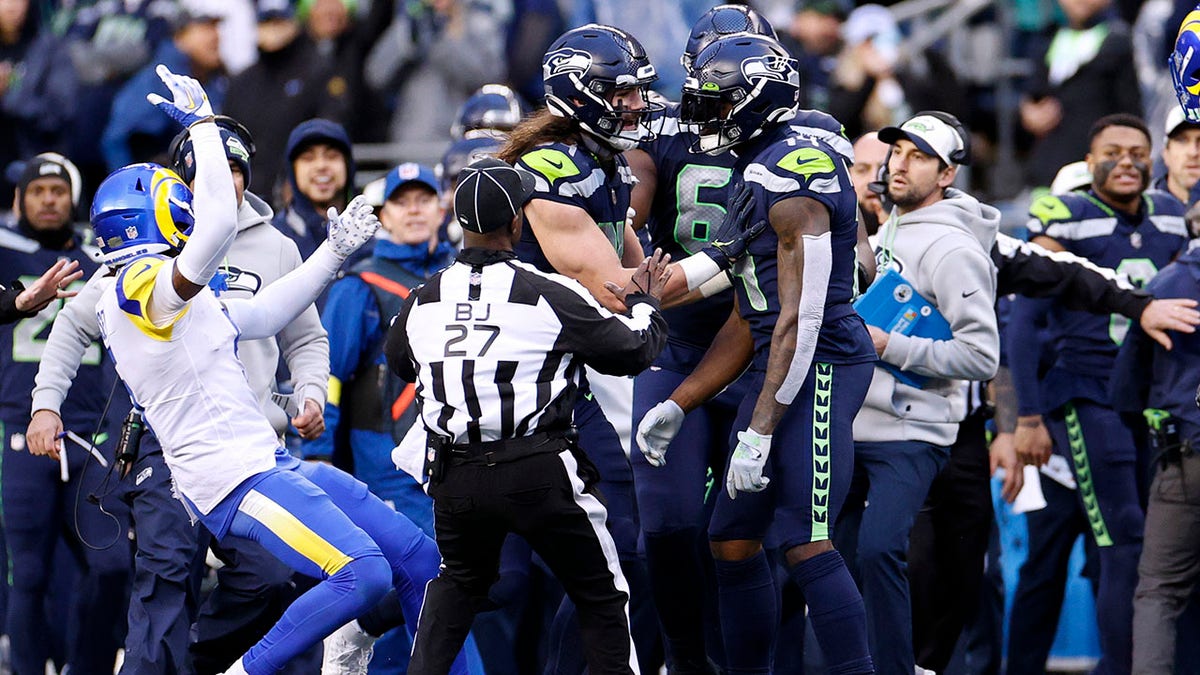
[
  {"x1": 853, "y1": 188, "x2": 1001, "y2": 447},
  {"x1": 32, "y1": 192, "x2": 329, "y2": 437}
]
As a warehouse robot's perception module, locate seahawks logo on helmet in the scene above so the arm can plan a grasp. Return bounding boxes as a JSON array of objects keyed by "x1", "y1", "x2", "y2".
[
  {"x1": 544, "y1": 48, "x2": 593, "y2": 79},
  {"x1": 740, "y1": 54, "x2": 797, "y2": 85}
]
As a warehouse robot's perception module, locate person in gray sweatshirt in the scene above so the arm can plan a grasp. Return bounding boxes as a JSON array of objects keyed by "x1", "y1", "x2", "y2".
[
  {"x1": 839, "y1": 111, "x2": 1000, "y2": 675},
  {"x1": 24, "y1": 123, "x2": 330, "y2": 675}
]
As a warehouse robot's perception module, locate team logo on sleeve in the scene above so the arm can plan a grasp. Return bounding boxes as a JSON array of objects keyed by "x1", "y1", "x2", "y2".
[
  {"x1": 740, "y1": 54, "x2": 798, "y2": 86},
  {"x1": 544, "y1": 48, "x2": 592, "y2": 79}
]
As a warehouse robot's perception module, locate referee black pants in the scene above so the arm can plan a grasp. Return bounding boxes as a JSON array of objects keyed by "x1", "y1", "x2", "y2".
[{"x1": 409, "y1": 444, "x2": 638, "y2": 675}]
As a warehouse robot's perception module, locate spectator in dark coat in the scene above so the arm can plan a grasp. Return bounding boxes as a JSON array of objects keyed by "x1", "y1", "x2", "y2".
[
  {"x1": 100, "y1": 7, "x2": 226, "y2": 170},
  {"x1": 224, "y1": 2, "x2": 351, "y2": 205},
  {"x1": 1020, "y1": 0, "x2": 1142, "y2": 187},
  {"x1": 271, "y1": 118, "x2": 357, "y2": 266}
]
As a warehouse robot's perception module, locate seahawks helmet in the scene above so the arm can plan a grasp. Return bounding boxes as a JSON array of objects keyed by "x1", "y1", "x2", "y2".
[
  {"x1": 680, "y1": 34, "x2": 798, "y2": 155},
  {"x1": 1171, "y1": 9, "x2": 1200, "y2": 123},
  {"x1": 167, "y1": 116, "x2": 256, "y2": 188},
  {"x1": 451, "y1": 84, "x2": 527, "y2": 140},
  {"x1": 91, "y1": 164, "x2": 195, "y2": 267},
  {"x1": 437, "y1": 135, "x2": 506, "y2": 194},
  {"x1": 681, "y1": 4, "x2": 777, "y2": 73},
  {"x1": 542, "y1": 24, "x2": 663, "y2": 151}
]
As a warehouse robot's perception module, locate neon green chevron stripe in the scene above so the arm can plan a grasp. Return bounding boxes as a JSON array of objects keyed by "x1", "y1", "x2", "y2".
[
  {"x1": 810, "y1": 362, "x2": 833, "y2": 542},
  {"x1": 1065, "y1": 403, "x2": 1113, "y2": 547}
]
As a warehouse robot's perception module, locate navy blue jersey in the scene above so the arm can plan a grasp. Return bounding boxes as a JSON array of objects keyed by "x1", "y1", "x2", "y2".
[
  {"x1": 731, "y1": 126, "x2": 874, "y2": 368},
  {"x1": 0, "y1": 228, "x2": 111, "y2": 426},
  {"x1": 514, "y1": 141, "x2": 635, "y2": 273},
  {"x1": 638, "y1": 107, "x2": 854, "y2": 356},
  {"x1": 1027, "y1": 188, "x2": 1187, "y2": 405}
]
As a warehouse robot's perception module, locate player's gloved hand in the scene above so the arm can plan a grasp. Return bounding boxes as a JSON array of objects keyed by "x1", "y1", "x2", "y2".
[
  {"x1": 326, "y1": 195, "x2": 380, "y2": 260},
  {"x1": 636, "y1": 400, "x2": 684, "y2": 467},
  {"x1": 702, "y1": 183, "x2": 768, "y2": 270},
  {"x1": 726, "y1": 428, "x2": 771, "y2": 499},
  {"x1": 145, "y1": 65, "x2": 214, "y2": 128}
]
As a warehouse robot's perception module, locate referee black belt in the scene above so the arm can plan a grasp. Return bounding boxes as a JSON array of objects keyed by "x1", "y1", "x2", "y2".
[{"x1": 443, "y1": 430, "x2": 571, "y2": 466}]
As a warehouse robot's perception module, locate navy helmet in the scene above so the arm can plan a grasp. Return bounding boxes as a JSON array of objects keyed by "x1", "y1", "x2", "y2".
[
  {"x1": 680, "y1": 34, "x2": 798, "y2": 155},
  {"x1": 437, "y1": 135, "x2": 506, "y2": 195},
  {"x1": 91, "y1": 164, "x2": 195, "y2": 267},
  {"x1": 682, "y1": 4, "x2": 777, "y2": 73},
  {"x1": 542, "y1": 24, "x2": 663, "y2": 150},
  {"x1": 451, "y1": 84, "x2": 527, "y2": 140}
]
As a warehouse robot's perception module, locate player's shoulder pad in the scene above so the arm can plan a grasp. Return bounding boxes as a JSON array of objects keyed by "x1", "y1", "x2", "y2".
[
  {"x1": 114, "y1": 254, "x2": 188, "y2": 340},
  {"x1": 1145, "y1": 188, "x2": 1188, "y2": 216},
  {"x1": 1027, "y1": 191, "x2": 1090, "y2": 228},
  {"x1": 518, "y1": 143, "x2": 588, "y2": 184},
  {"x1": 0, "y1": 226, "x2": 38, "y2": 254},
  {"x1": 745, "y1": 136, "x2": 843, "y2": 196}
]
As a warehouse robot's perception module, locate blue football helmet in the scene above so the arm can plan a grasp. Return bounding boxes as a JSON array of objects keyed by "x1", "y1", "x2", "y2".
[
  {"x1": 91, "y1": 164, "x2": 195, "y2": 267},
  {"x1": 680, "y1": 34, "x2": 799, "y2": 155},
  {"x1": 681, "y1": 4, "x2": 777, "y2": 73},
  {"x1": 437, "y1": 135, "x2": 506, "y2": 194},
  {"x1": 542, "y1": 24, "x2": 664, "y2": 151},
  {"x1": 451, "y1": 84, "x2": 527, "y2": 140},
  {"x1": 1170, "y1": 9, "x2": 1200, "y2": 123}
]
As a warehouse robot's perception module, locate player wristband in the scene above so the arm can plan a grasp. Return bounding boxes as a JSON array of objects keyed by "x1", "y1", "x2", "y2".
[{"x1": 677, "y1": 254, "x2": 722, "y2": 292}]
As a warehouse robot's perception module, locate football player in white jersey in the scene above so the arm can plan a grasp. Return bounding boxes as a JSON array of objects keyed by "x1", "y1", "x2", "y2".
[{"x1": 89, "y1": 67, "x2": 464, "y2": 675}]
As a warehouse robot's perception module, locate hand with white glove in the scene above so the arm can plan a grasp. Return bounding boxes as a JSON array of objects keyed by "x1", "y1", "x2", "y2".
[
  {"x1": 726, "y1": 429, "x2": 771, "y2": 499},
  {"x1": 326, "y1": 196, "x2": 380, "y2": 260},
  {"x1": 146, "y1": 65, "x2": 214, "y2": 128},
  {"x1": 636, "y1": 400, "x2": 684, "y2": 467}
]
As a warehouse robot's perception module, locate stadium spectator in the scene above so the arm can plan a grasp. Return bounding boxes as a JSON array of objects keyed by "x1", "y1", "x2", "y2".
[
  {"x1": 299, "y1": 0, "x2": 388, "y2": 142},
  {"x1": 101, "y1": 5, "x2": 226, "y2": 170},
  {"x1": 850, "y1": 131, "x2": 889, "y2": 236},
  {"x1": 776, "y1": 0, "x2": 849, "y2": 113},
  {"x1": 365, "y1": 0, "x2": 507, "y2": 144},
  {"x1": 224, "y1": 2, "x2": 351, "y2": 205},
  {"x1": 272, "y1": 118, "x2": 355, "y2": 265},
  {"x1": 1019, "y1": 0, "x2": 1141, "y2": 187},
  {"x1": 0, "y1": 0, "x2": 77, "y2": 205}
]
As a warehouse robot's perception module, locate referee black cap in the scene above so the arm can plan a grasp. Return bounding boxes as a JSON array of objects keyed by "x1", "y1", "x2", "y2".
[{"x1": 454, "y1": 158, "x2": 536, "y2": 234}]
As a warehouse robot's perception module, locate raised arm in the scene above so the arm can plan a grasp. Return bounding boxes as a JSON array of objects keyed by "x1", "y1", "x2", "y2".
[{"x1": 222, "y1": 197, "x2": 379, "y2": 340}]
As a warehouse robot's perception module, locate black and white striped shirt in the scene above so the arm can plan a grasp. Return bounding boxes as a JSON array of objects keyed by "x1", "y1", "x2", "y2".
[{"x1": 385, "y1": 248, "x2": 666, "y2": 445}]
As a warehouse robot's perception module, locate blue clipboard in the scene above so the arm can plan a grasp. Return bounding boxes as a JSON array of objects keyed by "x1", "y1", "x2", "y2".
[{"x1": 853, "y1": 268, "x2": 952, "y2": 388}]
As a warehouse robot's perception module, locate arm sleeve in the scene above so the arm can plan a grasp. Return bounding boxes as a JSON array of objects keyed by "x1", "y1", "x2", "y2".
[
  {"x1": 993, "y1": 234, "x2": 1151, "y2": 318},
  {"x1": 30, "y1": 270, "x2": 109, "y2": 415},
  {"x1": 221, "y1": 244, "x2": 342, "y2": 340},
  {"x1": 385, "y1": 293, "x2": 420, "y2": 383},
  {"x1": 274, "y1": 240, "x2": 330, "y2": 410},
  {"x1": 1006, "y1": 295, "x2": 1054, "y2": 416},
  {"x1": 881, "y1": 246, "x2": 999, "y2": 381}
]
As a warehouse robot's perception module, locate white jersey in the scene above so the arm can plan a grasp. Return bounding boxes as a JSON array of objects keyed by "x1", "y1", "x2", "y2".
[{"x1": 96, "y1": 255, "x2": 278, "y2": 514}]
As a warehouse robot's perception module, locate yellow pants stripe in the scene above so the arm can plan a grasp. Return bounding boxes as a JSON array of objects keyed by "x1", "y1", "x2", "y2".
[{"x1": 238, "y1": 489, "x2": 353, "y2": 576}]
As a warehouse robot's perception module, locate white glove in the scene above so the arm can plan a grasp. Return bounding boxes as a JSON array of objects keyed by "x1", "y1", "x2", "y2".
[
  {"x1": 636, "y1": 400, "x2": 684, "y2": 467},
  {"x1": 145, "y1": 65, "x2": 214, "y2": 128},
  {"x1": 326, "y1": 196, "x2": 380, "y2": 260},
  {"x1": 726, "y1": 429, "x2": 772, "y2": 499}
]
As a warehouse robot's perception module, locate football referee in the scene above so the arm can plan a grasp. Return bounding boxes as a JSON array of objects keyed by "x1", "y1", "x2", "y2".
[{"x1": 385, "y1": 157, "x2": 670, "y2": 675}]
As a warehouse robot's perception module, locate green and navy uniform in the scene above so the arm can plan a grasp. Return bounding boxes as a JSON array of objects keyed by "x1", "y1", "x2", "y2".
[
  {"x1": 633, "y1": 105, "x2": 852, "y2": 670},
  {"x1": 705, "y1": 125, "x2": 875, "y2": 675},
  {"x1": 1011, "y1": 187, "x2": 1187, "y2": 675},
  {"x1": 0, "y1": 225, "x2": 131, "y2": 675}
]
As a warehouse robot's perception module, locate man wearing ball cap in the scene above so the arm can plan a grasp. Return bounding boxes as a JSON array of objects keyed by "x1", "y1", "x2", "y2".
[
  {"x1": 848, "y1": 111, "x2": 1001, "y2": 674},
  {"x1": 385, "y1": 156, "x2": 672, "y2": 674}
]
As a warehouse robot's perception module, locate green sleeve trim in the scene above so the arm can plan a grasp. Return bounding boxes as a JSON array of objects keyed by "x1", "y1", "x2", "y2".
[
  {"x1": 521, "y1": 148, "x2": 581, "y2": 183},
  {"x1": 1028, "y1": 195, "x2": 1072, "y2": 225},
  {"x1": 776, "y1": 147, "x2": 836, "y2": 178}
]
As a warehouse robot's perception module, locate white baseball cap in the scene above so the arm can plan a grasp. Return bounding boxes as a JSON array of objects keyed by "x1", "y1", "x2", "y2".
[
  {"x1": 1165, "y1": 105, "x2": 1200, "y2": 139},
  {"x1": 878, "y1": 113, "x2": 967, "y2": 166}
]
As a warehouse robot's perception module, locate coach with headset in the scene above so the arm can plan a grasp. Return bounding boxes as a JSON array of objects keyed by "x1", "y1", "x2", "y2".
[
  {"x1": 386, "y1": 157, "x2": 669, "y2": 675},
  {"x1": 840, "y1": 111, "x2": 1001, "y2": 674}
]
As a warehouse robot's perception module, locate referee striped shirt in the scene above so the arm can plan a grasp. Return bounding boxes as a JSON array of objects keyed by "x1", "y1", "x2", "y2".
[{"x1": 385, "y1": 248, "x2": 667, "y2": 445}]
